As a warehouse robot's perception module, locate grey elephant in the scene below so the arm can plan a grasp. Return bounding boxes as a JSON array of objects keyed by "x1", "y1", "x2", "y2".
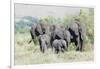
[
  {"x1": 38, "y1": 33, "x2": 51, "y2": 53},
  {"x1": 52, "y1": 39, "x2": 67, "y2": 54},
  {"x1": 50, "y1": 25, "x2": 64, "y2": 47},
  {"x1": 67, "y1": 19, "x2": 86, "y2": 51},
  {"x1": 38, "y1": 35, "x2": 47, "y2": 53}
]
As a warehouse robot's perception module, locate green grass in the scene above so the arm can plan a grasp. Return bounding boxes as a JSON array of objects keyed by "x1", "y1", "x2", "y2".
[{"x1": 14, "y1": 33, "x2": 94, "y2": 65}]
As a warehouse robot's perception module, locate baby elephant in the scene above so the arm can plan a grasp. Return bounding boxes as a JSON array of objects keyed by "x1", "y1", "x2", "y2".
[
  {"x1": 39, "y1": 35, "x2": 47, "y2": 53},
  {"x1": 52, "y1": 39, "x2": 67, "y2": 54}
]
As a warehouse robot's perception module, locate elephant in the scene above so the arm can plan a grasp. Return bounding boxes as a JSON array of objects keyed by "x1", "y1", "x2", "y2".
[
  {"x1": 77, "y1": 22, "x2": 86, "y2": 51},
  {"x1": 66, "y1": 19, "x2": 86, "y2": 51},
  {"x1": 38, "y1": 33, "x2": 51, "y2": 53},
  {"x1": 52, "y1": 39, "x2": 67, "y2": 54},
  {"x1": 50, "y1": 25, "x2": 64, "y2": 47},
  {"x1": 38, "y1": 35, "x2": 47, "y2": 53},
  {"x1": 42, "y1": 34, "x2": 51, "y2": 48},
  {"x1": 28, "y1": 24, "x2": 37, "y2": 44}
]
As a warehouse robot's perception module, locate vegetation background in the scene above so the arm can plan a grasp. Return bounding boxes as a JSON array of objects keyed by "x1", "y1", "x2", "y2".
[{"x1": 14, "y1": 5, "x2": 94, "y2": 65}]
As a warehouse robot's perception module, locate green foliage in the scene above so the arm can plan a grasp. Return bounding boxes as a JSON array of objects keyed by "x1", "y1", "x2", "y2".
[
  {"x1": 62, "y1": 15, "x2": 73, "y2": 26},
  {"x1": 68, "y1": 43, "x2": 76, "y2": 51},
  {"x1": 40, "y1": 16, "x2": 57, "y2": 24}
]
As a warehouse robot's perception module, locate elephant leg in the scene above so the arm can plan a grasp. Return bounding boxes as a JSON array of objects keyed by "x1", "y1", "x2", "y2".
[
  {"x1": 80, "y1": 39, "x2": 84, "y2": 51},
  {"x1": 52, "y1": 46, "x2": 55, "y2": 52},
  {"x1": 40, "y1": 46, "x2": 43, "y2": 52},
  {"x1": 75, "y1": 41, "x2": 79, "y2": 51},
  {"x1": 55, "y1": 47, "x2": 60, "y2": 54},
  {"x1": 55, "y1": 49, "x2": 58, "y2": 54},
  {"x1": 44, "y1": 45, "x2": 47, "y2": 53},
  {"x1": 51, "y1": 39, "x2": 55, "y2": 52},
  {"x1": 29, "y1": 30, "x2": 34, "y2": 44},
  {"x1": 41, "y1": 44, "x2": 47, "y2": 53},
  {"x1": 63, "y1": 44, "x2": 67, "y2": 51},
  {"x1": 30, "y1": 30, "x2": 38, "y2": 45},
  {"x1": 42, "y1": 47, "x2": 45, "y2": 53},
  {"x1": 28, "y1": 39, "x2": 32, "y2": 44},
  {"x1": 80, "y1": 40, "x2": 83, "y2": 51},
  {"x1": 65, "y1": 41, "x2": 69, "y2": 51},
  {"x1": 50, "y1": 37, "x2": 53, "y2": 48},
  {"x1": 75, "y1": 37, "x2": 80, "y2": 51},
  {"x1": 56, "y1": 49, "x2": 59, "y2": 54},
  {"x1": 61, "y1": 48, "x2": 64, "y2": 53},
  {"x1": 41, "y1": 46, "x2": 45, "y2": 53}
]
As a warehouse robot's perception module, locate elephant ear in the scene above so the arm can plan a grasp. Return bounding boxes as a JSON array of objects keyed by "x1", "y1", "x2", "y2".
[{"x1": 79, "y1": 23, "x2": 86, "y2": 40}]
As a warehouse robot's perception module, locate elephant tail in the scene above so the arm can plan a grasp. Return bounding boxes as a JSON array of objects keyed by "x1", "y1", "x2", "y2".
[{"x1": 28, "y1": 39, "x2": 32, "y2": 44}]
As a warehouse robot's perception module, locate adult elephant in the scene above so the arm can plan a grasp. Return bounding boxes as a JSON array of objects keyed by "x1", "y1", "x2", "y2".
[
  {"x1": 78, "y1": 22, "x2": 86, "y2": 51},
  {"x1": 52, "y1": 39, "x2": 67, "y2": 54},
  {"x1": 67, "y1": 19, "x2": 86, "y2": 51}
]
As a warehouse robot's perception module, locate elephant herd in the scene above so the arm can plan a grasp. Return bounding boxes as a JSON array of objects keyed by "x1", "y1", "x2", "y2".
[{"x1": 29, "y1": 19, "x2": 86, "y2": 54}]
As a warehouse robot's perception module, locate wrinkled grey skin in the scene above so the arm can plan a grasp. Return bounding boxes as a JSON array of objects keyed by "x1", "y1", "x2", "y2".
[
  {"x1": 67, "y1": 20, "x2": 86, "y2": 51},
  {"x1": 38, "y1": 35, "x2": 47, "y2": 53},
  {"x1": 52, "y1": 39, "x2": 67, "y2": 54}
]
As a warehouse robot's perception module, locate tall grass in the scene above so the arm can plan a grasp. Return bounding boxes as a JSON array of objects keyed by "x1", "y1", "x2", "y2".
[{"x1": 15, "y1": 33, "x2": 94, "y2": 65}]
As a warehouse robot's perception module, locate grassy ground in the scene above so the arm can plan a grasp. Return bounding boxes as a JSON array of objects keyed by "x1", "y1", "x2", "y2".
[{"x1": 15, "y1": 33, "x2": 94, "y2": 65}]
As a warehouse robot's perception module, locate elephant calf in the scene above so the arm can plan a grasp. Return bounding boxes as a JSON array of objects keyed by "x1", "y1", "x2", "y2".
[
  {"x1": 38, "y1": 34, "x2": 51, "y2": 53},
  {"x1": 39, "y1": 35, "x2": 47, "y2": 53},
  {"x1": 52, "y1": 39, "x2": 67, "y2": 54}
]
